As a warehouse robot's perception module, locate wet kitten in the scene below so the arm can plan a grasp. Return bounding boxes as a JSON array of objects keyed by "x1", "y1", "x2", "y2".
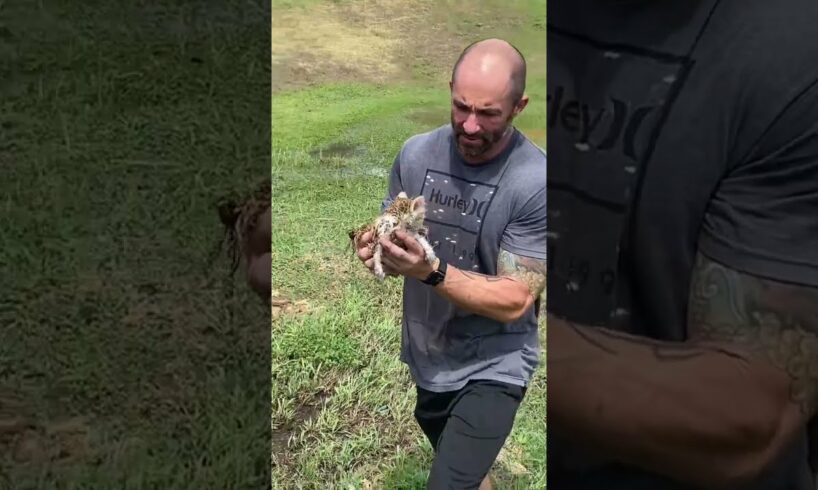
[{"x1": 349, "y1": 192, "x2": 437, "y2": 280}]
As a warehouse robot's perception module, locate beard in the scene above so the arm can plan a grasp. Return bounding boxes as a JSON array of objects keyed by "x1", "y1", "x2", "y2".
[{"x1": 451, "y1": 116, "x2": 511, "y2": 160}]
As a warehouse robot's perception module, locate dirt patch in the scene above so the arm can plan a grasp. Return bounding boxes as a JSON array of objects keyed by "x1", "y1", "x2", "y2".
[
  {"x1": 0, "y1": 390, "x2": 30, "y2": 455},
  {"x1": 272, "y1": 3, "x2": 402, "y2": 91},
  {"x1": 0, "y1": 390, "x2": 94, "y2": 467},
  {"x1": 272, "y1": 290, "x2": 310, "y2": 321},
  {"x1": 271, "y1": 385, "x2": 334, "y2": 464},
  {"x1": 271, "y1": 0, "x2": 476, "y2": 91},
  {"x1": 494, "y1": 445, "x2": 530, "y2": 476},
  {"x1": 272, "y1": 51, "x2": 373, "y2": 92}
]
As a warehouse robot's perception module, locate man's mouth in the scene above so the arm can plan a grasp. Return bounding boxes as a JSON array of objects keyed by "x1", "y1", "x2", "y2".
[{"x1": 459, "y1": 134, "x2": 483, "y2": 144}]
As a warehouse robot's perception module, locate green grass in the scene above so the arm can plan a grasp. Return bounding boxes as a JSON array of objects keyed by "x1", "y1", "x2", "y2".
[
  {"x1": 1, "y1": 0, "x2": 545, "y2": 488},
  {"x1": 272, "y1": 1, "x2": 546, "y2": 488},
  {"x1": 1, "y1": 1, "x2": 270, "y2": 488}
]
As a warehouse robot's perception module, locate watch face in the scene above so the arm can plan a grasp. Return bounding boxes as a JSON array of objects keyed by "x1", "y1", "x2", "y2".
[{"x1": 424, "y1": 260, "x2": 445, "y2": 285}]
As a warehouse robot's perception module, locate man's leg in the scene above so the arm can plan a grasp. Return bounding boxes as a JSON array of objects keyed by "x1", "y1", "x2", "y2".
[
  {"x1": 426, "y1": 380, "x2": 526, "y2": 490},
  {"x1": 414, "y1": 385, "x2": 457, "y2": 451}
]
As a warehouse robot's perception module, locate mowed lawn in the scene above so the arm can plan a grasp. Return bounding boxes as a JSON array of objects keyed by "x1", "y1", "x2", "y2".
[{"x1": 271, "y1": 1, "x2": 546, "y2": 488}]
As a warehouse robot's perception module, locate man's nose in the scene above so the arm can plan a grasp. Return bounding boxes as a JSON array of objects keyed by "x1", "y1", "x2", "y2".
[{"x1": 463, "y1": 113, "x2": 481, "y2": 134}]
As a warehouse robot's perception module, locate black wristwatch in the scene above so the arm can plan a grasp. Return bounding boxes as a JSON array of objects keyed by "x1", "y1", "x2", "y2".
[{"x1": 421, "y1": 258, "x2": 447, "y2": 286}]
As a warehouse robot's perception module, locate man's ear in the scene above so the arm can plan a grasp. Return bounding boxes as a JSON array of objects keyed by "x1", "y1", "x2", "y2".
[{"x1": 512, "y1": 94, "x2": 529, "y2": 117}]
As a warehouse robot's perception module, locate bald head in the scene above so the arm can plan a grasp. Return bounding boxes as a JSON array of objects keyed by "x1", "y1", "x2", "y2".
[{"x1": 451, "y1": 38, "x2": 527, "y2": 104}]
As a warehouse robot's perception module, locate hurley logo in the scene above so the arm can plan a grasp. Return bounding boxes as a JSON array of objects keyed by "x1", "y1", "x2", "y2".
[
  {"x1": 547, "y1": 85, "x2": 662, "y2": 163},
  {"x1": 428, "y1": 188, "x2": 489, "y2": 220}
]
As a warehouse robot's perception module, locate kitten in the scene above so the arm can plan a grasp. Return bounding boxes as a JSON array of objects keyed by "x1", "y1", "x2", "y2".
[{"x1": 349, "y1": 192, "x2": 437, "y2": 281}]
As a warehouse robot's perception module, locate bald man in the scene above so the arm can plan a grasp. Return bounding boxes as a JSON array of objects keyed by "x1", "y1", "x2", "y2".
[{"x1": 355, "y1": 39, "x2": 546, "y2": 489}]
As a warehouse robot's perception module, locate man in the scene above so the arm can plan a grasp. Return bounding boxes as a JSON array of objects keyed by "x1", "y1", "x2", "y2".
[
  {"x1": 548, "y1": 0, "x2": 818, "y2": 489},
  {"x1": 354, "y1": 38, "x2": 547, "y2": 489}
]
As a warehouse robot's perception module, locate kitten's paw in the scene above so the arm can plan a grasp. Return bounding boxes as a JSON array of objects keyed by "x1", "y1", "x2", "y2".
[
  {"x1": 425, "y1": 251, "x2": 437, "y2": 264},
  {"x1": 373, "y1": 261, "x2": 386, "y2": 281}
]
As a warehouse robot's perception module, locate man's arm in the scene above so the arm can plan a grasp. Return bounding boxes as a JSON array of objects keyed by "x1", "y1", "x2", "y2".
[
  {"x1": 370, "y1": 231, "x2": 545, "y2": 324},
  {"x1": 549, "y1": 251, "x2": 817, "y2": 489},
  {"x1": 428, "y1": 247, "x2": 546, "y2": 324}
]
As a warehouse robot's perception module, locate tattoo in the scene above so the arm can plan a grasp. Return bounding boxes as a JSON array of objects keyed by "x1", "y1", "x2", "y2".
[
  {"x1": 497, "y1": 249, "x2": 547, "y2": 298},
  {"x1": 461, "y1": 270, "x2": 513, "y2": 283},
  {"x1": 688, "y1": 252, "x2": 818, "y2": 416}
]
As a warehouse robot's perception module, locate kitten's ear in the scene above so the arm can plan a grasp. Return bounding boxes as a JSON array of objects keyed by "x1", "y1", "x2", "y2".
[
  {"x1": 411, "y1": 196, "x2": 426, "y2": 214},
  {"x1": 397, "y1": 191, "x2": 408, "y2": 199}
]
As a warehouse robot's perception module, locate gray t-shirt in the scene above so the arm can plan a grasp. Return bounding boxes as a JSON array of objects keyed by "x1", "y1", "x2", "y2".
[{"x1": 381, "y1": 124, "x2": 547, "y2": 393}]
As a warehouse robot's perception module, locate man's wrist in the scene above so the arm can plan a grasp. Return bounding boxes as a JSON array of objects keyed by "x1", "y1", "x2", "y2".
[
  {"x1": 414, "y1": 258, "x2": 439, "y2": 281},
  {"x1": 420, "y1": 257, "x2": 447, "y2": 285}
]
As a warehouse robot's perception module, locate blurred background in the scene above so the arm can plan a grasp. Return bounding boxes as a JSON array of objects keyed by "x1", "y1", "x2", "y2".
[{"x1": 1, "y1": 1, "x2": 270, "y2": 487}]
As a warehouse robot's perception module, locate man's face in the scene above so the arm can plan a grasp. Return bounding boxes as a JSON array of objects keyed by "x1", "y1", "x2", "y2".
[{"x1": 450, "y1": 71, "x2": 520, "y2": 160}]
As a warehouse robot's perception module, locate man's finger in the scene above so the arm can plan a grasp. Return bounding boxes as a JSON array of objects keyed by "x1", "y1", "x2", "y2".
[
  {"x1": 364, "y1": 258, "x2": 375, "y2": 270},
  {"x1": 381, "y1": 255, "x2": 401, "y2": 271},
  {"x1": 394, "y1": 230, "x2": 423, "y2": 256},
  {"x1": 357, "y1": 246, "x2": 373, "y2": 261},
  {"x1": 359, "y1": 230, "x2": 373, "y2": 244},
  {"x1": 382, "y1": 262, "x2": 399, "y2": 277},
  {"x1": 353, "y1": 230, "x2": 373, "y2": 250},
  {"x1": 381, "y1": 237, "x2": 409, "y2": 260}
]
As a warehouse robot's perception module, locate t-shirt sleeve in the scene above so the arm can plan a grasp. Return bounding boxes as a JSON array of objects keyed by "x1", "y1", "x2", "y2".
[
  {"x1": 500, "y1": 185, "x2": 547, "y2": 261},
  {"x1": 699, "y1": 78, "x2": 818, "y2": 286}
]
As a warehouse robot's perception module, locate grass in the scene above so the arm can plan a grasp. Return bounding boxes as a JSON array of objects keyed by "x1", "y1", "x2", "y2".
[
  {"x1": 0, "y1": 0, "x2": 545, "y2": 487},
  {"x1": 1, "y1": 1, "x2": 270, "y2": 488},
  {"x1": 272, "y1": 0, "x2": 546, "y2": 488}
]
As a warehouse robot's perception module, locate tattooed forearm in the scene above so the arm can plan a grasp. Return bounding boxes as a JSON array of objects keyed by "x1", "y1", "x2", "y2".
[
  {"x1": 497, "y1": 249, "x2": 547, "y2": 298},
  {"x1": 460, "y1": 270, "x2": 514, "y2": 282},
  {"x1": 688, "y1": 251, "x2": 818, "y2": 416}
]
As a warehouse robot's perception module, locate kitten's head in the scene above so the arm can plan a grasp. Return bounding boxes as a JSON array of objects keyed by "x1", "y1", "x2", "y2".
[{"x1": 391, "y1": 191, "x2": 427, "y2": 230}]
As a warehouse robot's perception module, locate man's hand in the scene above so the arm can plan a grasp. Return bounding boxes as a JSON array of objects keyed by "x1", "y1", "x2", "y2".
[
  {"x1": 379, "y1": 230, "x2": 436, "y2": 281},
  {"x1": 243, "y1": 206, "x2": 271, "y2": 301},
  {"x1": 354, "y1": 230, "x2": 399, "y2": 278}
]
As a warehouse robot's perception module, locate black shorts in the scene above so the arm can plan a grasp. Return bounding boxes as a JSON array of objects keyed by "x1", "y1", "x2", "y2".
[{"x1": 414, "y1": 379, "x2": 527, "y2": 489}]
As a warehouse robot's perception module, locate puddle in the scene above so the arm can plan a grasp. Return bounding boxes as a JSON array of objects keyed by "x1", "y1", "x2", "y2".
[
  {"x1": 408, "y1": 108, "x2": 448, "y2": 127},
  {"x1": 336, "y1": 166, "x2": 387, "y2": 179},
  {"x1": 361, "y1": 167, "x2": 387, "y2": 178},
  {"x1": 308, "y1": 142, "x2": 365, "y2": 160}
]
